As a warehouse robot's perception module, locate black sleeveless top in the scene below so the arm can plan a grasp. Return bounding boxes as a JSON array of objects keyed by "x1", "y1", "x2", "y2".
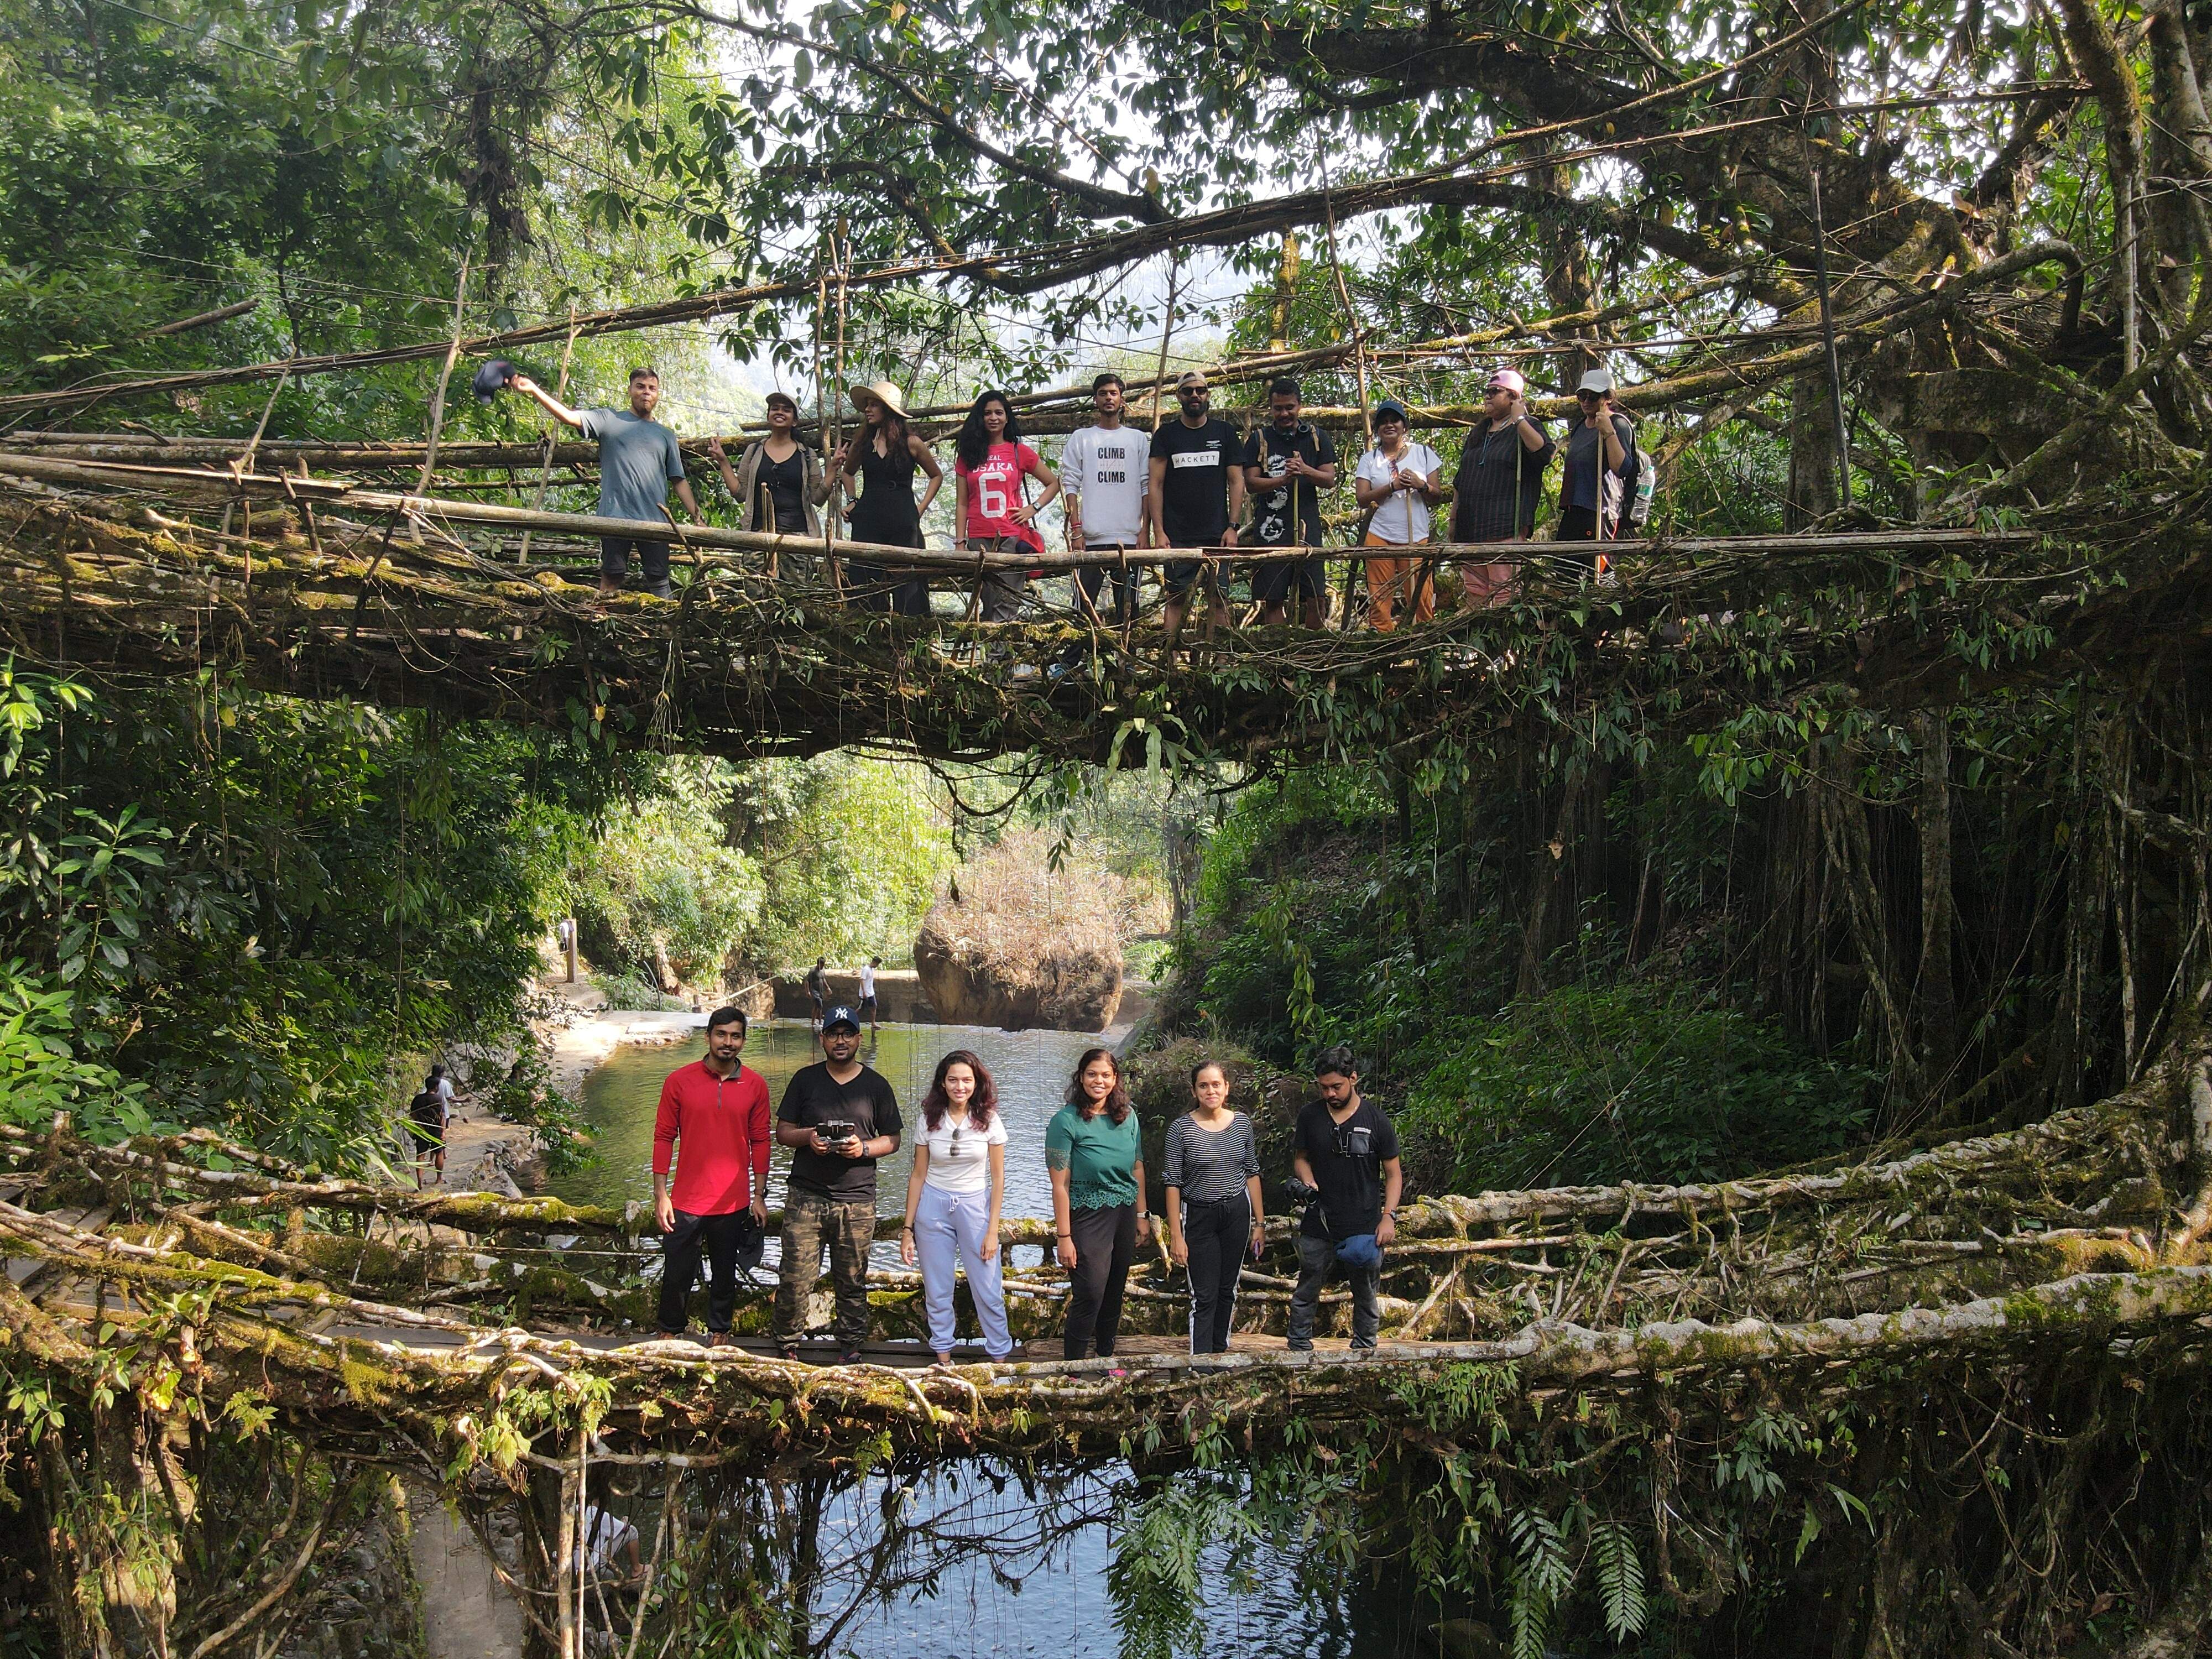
[{"x1": 848, "y1": 438, "x2": 922, "y2": 548}]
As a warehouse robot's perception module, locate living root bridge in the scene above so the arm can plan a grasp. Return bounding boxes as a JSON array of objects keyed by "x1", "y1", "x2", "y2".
[
  {"x1": 4, "y1": 1036, "x2": 2212, "y2": 1659},
  {"x1": 2, "y1": 470, "x2": 2205, "y2": 768}
]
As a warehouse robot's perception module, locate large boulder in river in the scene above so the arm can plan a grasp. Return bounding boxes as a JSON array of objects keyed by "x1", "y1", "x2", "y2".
[{"x1": 912, "y1": 836, "x2": 1124, "y2": 1032}]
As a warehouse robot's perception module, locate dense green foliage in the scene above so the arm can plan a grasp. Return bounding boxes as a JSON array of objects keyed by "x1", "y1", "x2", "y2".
[
  {"x1": 1168, "y1": 765, "x2": 1875, "y2": 1191},
  {"x1": 0, "y1": 663, "x2": 620, "y2": 1159}
]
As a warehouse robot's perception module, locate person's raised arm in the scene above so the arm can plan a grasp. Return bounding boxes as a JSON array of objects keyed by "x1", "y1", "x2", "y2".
[
  {"x1": 899, "y1": 1145, "x2": 930, "y2": 1267},
  {"x1": 910, "y1": 432, "x2": 944, "y2": 518},
  {"x1": 1416, "y1": 458, "x2": 1444, "y2": 505},
  {"x1": 510, "y1": 374, "x2": 584, "y2": 431},
  {"x1": 1509, "y1": 392, "x2": 1546, "y2": 452},
  {"x1": 705, "y1": 436, "x2": 744, "y2": 503}
]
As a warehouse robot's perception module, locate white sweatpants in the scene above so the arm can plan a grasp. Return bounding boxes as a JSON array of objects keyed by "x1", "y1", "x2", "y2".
[{"x1": 914, "y1": 1183, "x2": 1014, "y2": 1359}]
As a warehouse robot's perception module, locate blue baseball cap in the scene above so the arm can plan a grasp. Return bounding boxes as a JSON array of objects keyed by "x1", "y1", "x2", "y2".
[
  {"x1": 1373, "y1": 397, "x2": 1410, "y2": 424},
  {"x1": 822, "y1": 1005, "x2": 862, "y2": 1034},
  {"x1": 1334, "y1": 1233, "x2": 1382, "y2": 1268}
]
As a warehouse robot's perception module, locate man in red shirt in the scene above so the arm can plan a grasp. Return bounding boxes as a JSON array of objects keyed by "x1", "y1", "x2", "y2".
[{"x1": 652, "y1": 1006, "x2": 771, "y2": 1345}]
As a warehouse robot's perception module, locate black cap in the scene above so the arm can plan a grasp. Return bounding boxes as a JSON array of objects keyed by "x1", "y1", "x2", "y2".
[
  {"x1": 822, "y1": 1005, "x2": 862, "y2": 1034},
  {"x1": 1374, "y1": 397, "x2": 1410, "y2": 424},
  {"x1": 472, "y1": 359, "x2": 517, "y2": 403}
]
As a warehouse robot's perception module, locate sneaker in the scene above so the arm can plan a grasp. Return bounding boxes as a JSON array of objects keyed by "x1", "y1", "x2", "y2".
[
  {"x1": 706, "y1": 1331, "x2": 731, "y2": 1349},
  {"x1": 932, "y1": 1352, "x2": 954, "y2": 1369},
  {"x1": 776, "y1": 1344, "x2": 801, "y2": 1362},
  {"x1": 837, "y1": 1347, "x2": 865, "y2": 1365}
]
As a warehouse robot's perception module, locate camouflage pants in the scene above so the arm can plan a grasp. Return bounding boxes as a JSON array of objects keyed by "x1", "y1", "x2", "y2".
[{"x1": 774, "y1": 1191, "x2": 875, "y2": 1349}]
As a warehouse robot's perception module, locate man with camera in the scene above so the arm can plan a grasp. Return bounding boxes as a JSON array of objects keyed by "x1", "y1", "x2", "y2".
[
  {"x1": 774, "y1": 1006, "x2": 904, "y2": 1362},
  {"x1": 1285, "y1": 1045, "x2": 1402, "y2": 1353}
]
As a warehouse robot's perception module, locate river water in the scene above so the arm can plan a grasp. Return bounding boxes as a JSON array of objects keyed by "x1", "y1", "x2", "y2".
[{"x1": 549, "y1": 1021, "x2": 1443, "y2": 1658}]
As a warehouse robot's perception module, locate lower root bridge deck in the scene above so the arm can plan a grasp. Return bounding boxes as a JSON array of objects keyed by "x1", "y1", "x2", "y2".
[{"x1": 4, "y1": 1036, "x2": 2208, "y2": 1464}]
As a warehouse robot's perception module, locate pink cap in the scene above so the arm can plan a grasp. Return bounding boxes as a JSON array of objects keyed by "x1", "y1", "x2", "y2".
[{"x1": 1486, "y1": 368, "x2": 1526, "y2": 395}]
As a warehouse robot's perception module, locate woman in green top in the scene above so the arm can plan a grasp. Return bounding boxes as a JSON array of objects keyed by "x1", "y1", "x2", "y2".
[{"x1": 1045, "y1": 1046, "x2": 1151, "y2": 1360}]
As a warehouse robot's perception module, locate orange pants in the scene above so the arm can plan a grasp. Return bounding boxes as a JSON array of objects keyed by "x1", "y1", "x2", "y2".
[{"x1": 1364, "y1": 534, "x2": 1436, "y2": 632}]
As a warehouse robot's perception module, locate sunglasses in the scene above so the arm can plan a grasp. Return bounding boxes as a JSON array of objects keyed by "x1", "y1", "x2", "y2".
[{"x1": 1577, "y1": 390, "x2": 1604, "y2": 401}]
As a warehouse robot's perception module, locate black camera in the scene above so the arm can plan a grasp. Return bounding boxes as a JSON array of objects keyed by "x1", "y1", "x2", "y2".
[{"x1": 1282, "y1": 1176, "x2": 1320, "y2": 1207}]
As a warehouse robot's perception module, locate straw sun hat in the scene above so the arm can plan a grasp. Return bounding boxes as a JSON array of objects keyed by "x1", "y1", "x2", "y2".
[{"x1": 848, "y1": 380, "x2": 910, "y2": 419}]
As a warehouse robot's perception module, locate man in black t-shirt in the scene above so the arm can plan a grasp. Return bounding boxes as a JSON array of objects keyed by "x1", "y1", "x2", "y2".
[
  {"x1": 1287, "y1": 1045, "x2": 1402, "y2": 1352},
  {"x1": 773, "y1": 1006, "x2": 904, "y2": 1361},
  {"x1": 1146, "y1": 372, "x2": 1245, "y2": 643},
  {"x1": 1241, "y1": 377, "x2": 1339, "y2": 629}
]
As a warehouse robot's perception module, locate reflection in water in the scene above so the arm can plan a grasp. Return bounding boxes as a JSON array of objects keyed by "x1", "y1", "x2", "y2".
[{"x1": 566, "y1": 1458, "x2": 1438, "y2": 1659}]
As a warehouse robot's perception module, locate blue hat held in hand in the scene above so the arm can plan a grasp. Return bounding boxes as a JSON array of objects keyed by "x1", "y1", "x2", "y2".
[
  {"x1": 1334, "y1": 1233, "x2": 1381, "y2": 1268},
  {"x1": 472, "y1": 359, "x2": 518, "y2": 403}
]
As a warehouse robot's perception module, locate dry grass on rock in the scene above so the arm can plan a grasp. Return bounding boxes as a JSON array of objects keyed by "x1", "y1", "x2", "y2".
[{"x1": 912, "y1": 832, "x2": 1125, "y2": 1031}]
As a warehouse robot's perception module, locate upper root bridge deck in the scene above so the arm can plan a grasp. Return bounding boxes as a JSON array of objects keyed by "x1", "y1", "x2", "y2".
[{"x1": 1, "y1": 455, "x2": 2200, "y2": 766}]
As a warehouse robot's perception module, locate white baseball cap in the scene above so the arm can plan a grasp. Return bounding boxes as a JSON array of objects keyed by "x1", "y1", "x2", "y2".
[{"x1": 1577, "y1": 368, "x2": 1615, "y2": 395}]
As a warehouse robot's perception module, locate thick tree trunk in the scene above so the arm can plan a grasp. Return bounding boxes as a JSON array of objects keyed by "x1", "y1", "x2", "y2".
[{"x1": 1785, "y1": 372, "x2": 1843, "y2": 528}]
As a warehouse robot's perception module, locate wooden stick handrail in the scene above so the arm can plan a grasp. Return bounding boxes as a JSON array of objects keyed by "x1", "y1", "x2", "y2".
[{"x1": 0, "y1": 451, "x2": 2044, "y2": 573}]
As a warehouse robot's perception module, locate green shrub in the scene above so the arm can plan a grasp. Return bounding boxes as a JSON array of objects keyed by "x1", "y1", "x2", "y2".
[
  {"x1": 1399, "y1": 983, "x2": 1876, "y2": 1194},
  {"x1": 594, "y1": 974, "x2": 688, "y2": 1013},
  {"x1": 481, "y1": 1030, "x2": 596, "y2": 1177}
]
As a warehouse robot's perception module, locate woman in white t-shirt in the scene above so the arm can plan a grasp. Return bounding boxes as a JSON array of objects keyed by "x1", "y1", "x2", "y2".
[
  {"x1": 1352, "y1": 398, "x2": 1444, "y2": 632},
  {"x1": 898, "y1": 1048, "x2": 1014, "y2": 1364}
]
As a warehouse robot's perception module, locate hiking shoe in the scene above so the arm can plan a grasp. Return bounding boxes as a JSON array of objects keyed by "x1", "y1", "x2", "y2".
[{"x1": 837, "y1": 1347, "x2": 865, "y2": 1365}]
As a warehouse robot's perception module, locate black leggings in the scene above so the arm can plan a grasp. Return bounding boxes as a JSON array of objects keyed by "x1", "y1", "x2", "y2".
[
  {"x1": 1182, "y1": 1193, "x2": 1249, "y2": 1354},
  {"x1": 1065, "y1": 1204, "x2": 1136, "y2": 1360}
]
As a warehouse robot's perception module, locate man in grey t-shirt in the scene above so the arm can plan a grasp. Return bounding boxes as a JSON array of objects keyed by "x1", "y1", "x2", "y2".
[{"x1": 513, "y1": 366, "x2": 704, "y2": 598}]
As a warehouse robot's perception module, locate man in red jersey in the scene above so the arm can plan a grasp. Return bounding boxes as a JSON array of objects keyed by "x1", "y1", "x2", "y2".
[{"x1": 652, "y1": 1006, "x2": 771, "y2": 1345}]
